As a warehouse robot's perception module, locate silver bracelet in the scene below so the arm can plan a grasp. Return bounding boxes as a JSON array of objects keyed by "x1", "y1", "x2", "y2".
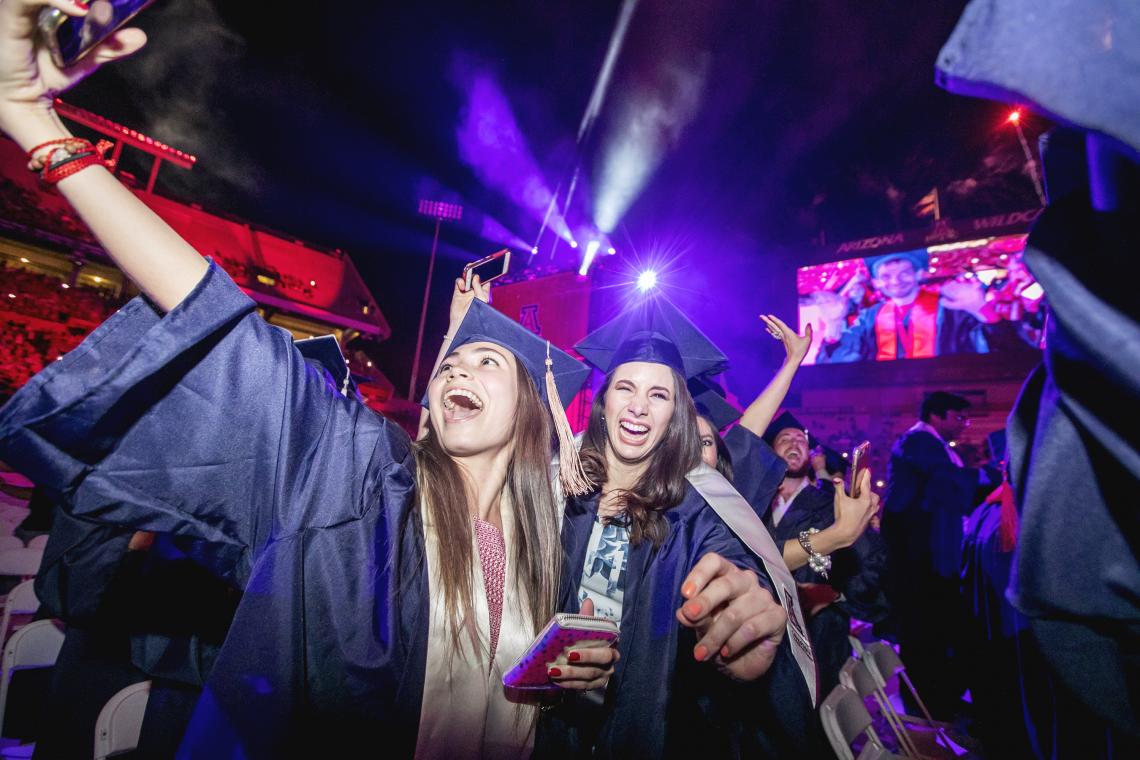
[{"x1": 798, "y1": 528, "x2": 832, "y2": 579}]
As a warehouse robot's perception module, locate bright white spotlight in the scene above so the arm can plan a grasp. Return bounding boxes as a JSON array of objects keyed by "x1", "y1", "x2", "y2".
[
  {"x1": 607, "y1": 246, "x2": 616, "y2": 255},
  {"x1": 569, "y1": 240, "x2": 579, "y2": 249},
  {"x1": 578, "y1": 241, "x2": 601, "y2": 277},
  {"x1": 636, "y1": 270, "x2": 658, "y2": 292}
]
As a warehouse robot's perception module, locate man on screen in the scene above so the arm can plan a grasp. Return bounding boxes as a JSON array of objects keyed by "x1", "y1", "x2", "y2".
[{"x1": 815, "y1": 249, "x2": 990, "y2": 363}]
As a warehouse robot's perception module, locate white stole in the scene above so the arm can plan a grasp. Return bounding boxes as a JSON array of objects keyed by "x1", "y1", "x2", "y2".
[
  {"x1": 415, "y1": 495, "x2": 537, "y2": 759},
  {"x1": 686, "y1": 463, "x2": 819, "y2": 706}
]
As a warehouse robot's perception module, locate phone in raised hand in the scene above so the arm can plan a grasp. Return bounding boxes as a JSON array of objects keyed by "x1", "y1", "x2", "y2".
[
  {"x1": 38, "y1": 0, "x2": 155, "y2": 68},
  {"x1": 463, "y1": 248, "x2": 511, "y2": 291},
  {"x1": 848, "y1": 441, "x2": 871, "y2": 498}
]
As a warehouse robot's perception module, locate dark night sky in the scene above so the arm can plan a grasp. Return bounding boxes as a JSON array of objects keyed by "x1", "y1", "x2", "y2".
[{"x1": 62, "y1": 0, "x2": 1050, "y2": 399}]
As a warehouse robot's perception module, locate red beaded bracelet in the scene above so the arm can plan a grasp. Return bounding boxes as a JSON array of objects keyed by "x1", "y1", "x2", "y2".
[{"x1": 27, "y1": 137, "x2": 114, "y2": 185}]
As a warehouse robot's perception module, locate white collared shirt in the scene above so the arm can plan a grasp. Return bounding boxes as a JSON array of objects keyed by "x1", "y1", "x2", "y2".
[{"x1": 771, "y1": 477, "x2": 810, "y2": 527}]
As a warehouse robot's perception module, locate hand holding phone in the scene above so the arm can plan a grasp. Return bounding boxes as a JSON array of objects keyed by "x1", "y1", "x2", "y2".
[
  {"x1": 463, "y1": 248, "x2": 511, "y2": 291},
  {"x1": 848, "y1": 441, "x2": 870, "y2": 498},
  {"x1": 502, "y1": 608, "x2": 618, "y2": 692},
  {"x1": 38, "y1": 0, "x2": 154, "y2": 69}
]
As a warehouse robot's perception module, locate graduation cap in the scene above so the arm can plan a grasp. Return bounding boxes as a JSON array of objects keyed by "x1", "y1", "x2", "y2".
[
  {"x1": 574, "y1": 295, "x2": 728, "y2": 380},
  {"x1": 986, "y1": 429, "x2": 1008, "y2": 463},
  {"x1": 761, "y1": 411, "x2": 821, "y2": 449},
  {"x1": 687, "y1": 375, "x2": 742, "y2": 432},
  {"x1": 295, "y1": 335, "x2": 355, "y2": 397},
  {"x1": 434, "y1": 299, "x2": 592, "y2": 496},
  {"x1": 865, "y1": 249, "x2": 929, "y2": 278}
]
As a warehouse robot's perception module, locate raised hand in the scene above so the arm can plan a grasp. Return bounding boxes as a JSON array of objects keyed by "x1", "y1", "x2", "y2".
[
  {"x1": 677, "y1": 552, "x2": 786, "y2": 682},
  {"x1": 0, "y1": 0, "x2": 146, "y2": 145},
  {"x1": 832, "y1": 469, "x2": 878, "y2": 543},
  {"x1": 447, "y1": 274, "x2": 491, "y2": 332},
  {"x1": 546, "y1": 598, "x2": 620, "y2": 691},
  {"x1": 760, "y1": 314, "x2": 813, "y2": 366}
]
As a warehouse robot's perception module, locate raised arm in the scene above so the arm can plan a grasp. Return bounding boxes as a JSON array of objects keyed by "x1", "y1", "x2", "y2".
[
  {"x1": 0, "y1": 0, "x2": 208, "y2": 311},
  {"x1": 737, "y1": 315, "x2": 811, "y2": 437}
]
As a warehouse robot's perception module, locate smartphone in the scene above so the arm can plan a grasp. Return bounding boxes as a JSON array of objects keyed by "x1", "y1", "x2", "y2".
[
  {"x1": 463, "y1": 248, "x2": 511, "y2": 290},
  {"x1": 848, "y1": 441, "x2": 871, "y2": 498},
  {"x1": 38, "y1": 0, "x2": 155, "y2": 68},
  {"x1": 502, "y1": 613, "x2": 618, "y2": 690}
]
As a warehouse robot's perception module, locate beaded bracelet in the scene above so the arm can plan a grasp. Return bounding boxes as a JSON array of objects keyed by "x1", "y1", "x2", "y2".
[{"x1": 27, "y1": 137, "x2": 114, "y2": 185}]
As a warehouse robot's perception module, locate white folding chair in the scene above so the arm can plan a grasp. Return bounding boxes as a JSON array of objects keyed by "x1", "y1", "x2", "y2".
[
  {"x1": 0, "y1": 582, "x2": 38, "y2": 649},
  {"x1": 94, "y1": 680, "x2": 152, "y2": 760},
  {"x1": 0, "y1": 619, "x2": 64, "y2": 739},
  {"x1": 840, "y1": 657, "x2": 922, "y2": 759},
  {"x1": 820, "y1": 684, "x2": 897, "y2": 760},
  {"x1": 0, "y1": 550, "x2": 42, "y2": 580},
  {"x1": 861, "y1": 643, "x2": 962, "y2": 756}
]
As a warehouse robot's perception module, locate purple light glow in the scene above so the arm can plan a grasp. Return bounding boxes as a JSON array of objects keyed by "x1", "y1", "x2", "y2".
[{"x1": 453, "y1": 62, "x2": 572, "y2": 242}]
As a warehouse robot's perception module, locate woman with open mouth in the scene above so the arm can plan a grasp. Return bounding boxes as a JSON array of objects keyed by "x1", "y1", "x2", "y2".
[
  {"x1": 535, "y1": 298, "x2": 826, "y2": 757},
  {"x1": 0, "y1": 2, "x2": 613, "y2": 756}
]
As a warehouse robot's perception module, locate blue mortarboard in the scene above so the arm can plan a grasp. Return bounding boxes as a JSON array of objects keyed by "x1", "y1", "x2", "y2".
[
  {"x1": 433, "y1": 299, "x2": 590, "y2": 409},
  {"x1": 761, "y1": 411, "x2": 821, "y2": 449},
  {"x1": 434, "y1": 298, "x2": 594, "y2": 497},
  {"x1": 574, "y1": 296, "x2": 728, "y2": 380},
  {"x1": 295, "y1": 335, "x2": 355, "y2": 397},
  {"x1": 865, "y1": 249, "x2": 930, "y2": 278},
  {"x1": 688, "y1": 375, "x2": 742, "y2": 432},
  {"x1": 987, "y1": 429, "x2": 1008, "y2": 463}
]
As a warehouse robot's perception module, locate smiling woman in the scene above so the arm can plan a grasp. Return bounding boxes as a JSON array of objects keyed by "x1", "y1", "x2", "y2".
[
  {"x1": 0, "y1": 1, "x2": 611, "y2": 755},
  {"x1": 536, "y1": 296, "x2": 822, "y2": 757}
]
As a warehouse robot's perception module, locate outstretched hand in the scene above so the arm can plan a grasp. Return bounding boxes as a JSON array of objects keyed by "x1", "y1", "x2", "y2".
[
  {"x1": 676, "y1": 552, "x2": 786, "y2": 682},
  {"x1": 448, "y1": 274, "x2": 491, "y2": 331},
  {"x1": 761, "y1": 314, "x2": 812, "y2": 366},
  {"x1": 0, "y1": 0, "x2": 146, "y2": 139}
]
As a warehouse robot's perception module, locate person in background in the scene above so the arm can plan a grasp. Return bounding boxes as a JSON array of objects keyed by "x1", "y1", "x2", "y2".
[
  {"x1": 815, "y1": 250, "x2": 991, "y2": 363},
  {"x1": 882, "y1": 390, "x2": 989, "y2": 716}
]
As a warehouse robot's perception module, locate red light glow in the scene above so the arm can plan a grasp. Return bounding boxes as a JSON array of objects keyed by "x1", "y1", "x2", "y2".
[{"x1": 1007, "y1": 110, "x2": 1021, "y2": 125}]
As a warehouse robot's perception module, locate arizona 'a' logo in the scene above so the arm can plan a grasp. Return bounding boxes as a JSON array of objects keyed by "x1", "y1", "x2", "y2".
[{"x1": 520, "y1": 304, "x2": 542, "y2": 336}]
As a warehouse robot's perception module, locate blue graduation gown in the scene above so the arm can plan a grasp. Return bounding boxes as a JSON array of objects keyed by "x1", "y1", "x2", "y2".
[
  {"x1": 1006, "y1": 190, "x2": 1140, "y2": 744},
  {"x1": 817, "y1": 300, "x2": 989, "y2": 363},
  {"x1": 537, "y1": 480, "x2": 820, "y2": 758},
  {"x1": 0, "y1": 263, "x2": 429, "y2": 757}
]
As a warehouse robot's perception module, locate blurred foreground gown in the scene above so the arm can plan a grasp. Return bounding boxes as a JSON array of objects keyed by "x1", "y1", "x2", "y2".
[{"x1": 0, "y1": 262, "x2": 537, "y2": 758}]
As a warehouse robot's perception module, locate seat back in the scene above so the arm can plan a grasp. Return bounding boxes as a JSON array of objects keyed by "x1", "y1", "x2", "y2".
[
  {"x1": 820, "y1": 684, "x2": 882, "y2": 760},
  {"x1": 0, "y1": 580, "x2": 38, "y2": 648},
  {"x1": 94, "y1": 680, "x2": 152, "y2": 760},
  {"x1": 0, "y1": 619, "x2": 64, "y2": 736}
]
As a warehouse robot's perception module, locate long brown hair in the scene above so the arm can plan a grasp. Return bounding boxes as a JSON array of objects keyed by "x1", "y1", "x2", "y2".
[
  {"x1": 412, "y1": 358, "x2": 562, "y2": 655},
  {"x1": 579, "y1": 366, "x2": 701, "y2": 546}
]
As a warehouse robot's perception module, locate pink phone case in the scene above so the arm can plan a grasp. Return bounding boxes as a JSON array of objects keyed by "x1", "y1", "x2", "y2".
[{"x1": 502, "y1": 613, "x2": 619, "y2": 689}]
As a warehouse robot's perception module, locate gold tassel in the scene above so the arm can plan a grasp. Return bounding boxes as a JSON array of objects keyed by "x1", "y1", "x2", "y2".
[{"x1": 545, "y1": 340, "x2": 593, "y2": 497}]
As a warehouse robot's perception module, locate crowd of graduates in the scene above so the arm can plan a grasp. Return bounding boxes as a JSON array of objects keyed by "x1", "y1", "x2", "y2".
[{"x1": 0, "y1": 0, "x2": 1135, "y2": 757}]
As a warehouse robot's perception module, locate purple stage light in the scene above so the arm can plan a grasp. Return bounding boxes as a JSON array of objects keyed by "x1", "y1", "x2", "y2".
[
  {"x1": 578, "y1": 241, "x2": 601, "y2": 277},
  {"x1": 452, "y1": 63, "x2": 571, "y2": 239},
  {"x1": 636, "y1": 270, "x2": 658, "y2": 292},
  {"x1": 607, "y1": 246, "x2": 616, "y2": 255}
]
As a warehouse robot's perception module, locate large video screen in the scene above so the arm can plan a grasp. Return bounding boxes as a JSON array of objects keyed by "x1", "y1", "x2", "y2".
[{"x1": 798, "y1": 234, "x2": 1043, "y2": 365}]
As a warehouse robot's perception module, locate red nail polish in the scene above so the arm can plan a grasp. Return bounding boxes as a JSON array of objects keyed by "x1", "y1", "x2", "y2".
[
  {"x1": 75, "y1": 1, "x2": 90, "y2": 9},
  {"x1": 681, "y1": 581, "x2": 696, "y2": 598},
  {"x1": 568, "y1": 651, "x2": 581, "y2": 663},
  {"x1": 694, "y1": 644, "x2": 708, "y2": 661},
  {"x1": 685, "y1": 601, "x2": 702, "y2": 618},
  {"x1": 548, "y1": 667, "x2": 562, "y2": 678},
  {"x1": 721, "y1": 645, "x2": 731, "y2": 658}
]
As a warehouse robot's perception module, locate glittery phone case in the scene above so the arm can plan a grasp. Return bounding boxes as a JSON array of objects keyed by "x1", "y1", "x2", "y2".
[{"x1": 502, "y1": 613, "x2": 619, "y2": 689}]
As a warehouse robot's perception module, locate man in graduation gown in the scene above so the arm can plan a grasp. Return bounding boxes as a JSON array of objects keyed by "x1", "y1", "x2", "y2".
[
  {"x1": 816, "y1": 249, "x2": 991, "y2": 363},
  {"x1": 757, "y1": 414, "x2": 888, "y2": 697},
  {"x1": 882, "y1": 391, "x2": 988, "y2": 716},
  {"x1": 937, "y1": 1, "x2": 1140, "y2": 750}
]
